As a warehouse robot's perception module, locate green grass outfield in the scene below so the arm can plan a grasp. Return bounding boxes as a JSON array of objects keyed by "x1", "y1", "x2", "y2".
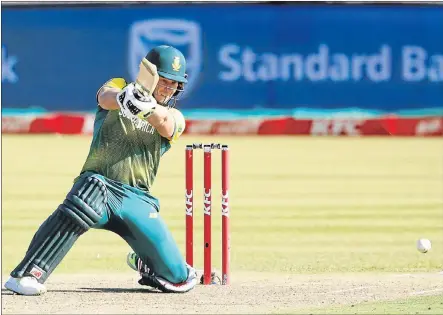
[
  {"x1": 292, "y1": 294, "x2": 443, "y2": 314},
  {"x1": 2, "y1": 135, "x2": 442, "y2": 275}
]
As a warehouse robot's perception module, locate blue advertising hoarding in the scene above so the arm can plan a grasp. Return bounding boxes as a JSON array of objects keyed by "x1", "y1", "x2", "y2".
[{"x1": 2, "y1": 4, "x2": 443, "y2": 113}]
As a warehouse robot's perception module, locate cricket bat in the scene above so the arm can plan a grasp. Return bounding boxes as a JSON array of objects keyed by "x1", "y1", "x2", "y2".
[{"x1": 135, "y1": 58, "x2": 159, "y2": 98}]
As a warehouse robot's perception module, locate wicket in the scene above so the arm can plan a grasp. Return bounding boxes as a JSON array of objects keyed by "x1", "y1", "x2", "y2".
[{"x1": 185, "y1": 143, "x2": 230, "y2": 285}]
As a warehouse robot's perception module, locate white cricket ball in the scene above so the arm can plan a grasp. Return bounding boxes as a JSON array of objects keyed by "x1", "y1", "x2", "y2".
[{"x1": 416, "y1": 238, "x2": 431, "y2": 253}]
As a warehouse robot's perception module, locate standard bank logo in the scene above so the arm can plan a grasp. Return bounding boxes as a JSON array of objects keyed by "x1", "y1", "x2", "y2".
[
  {"x1": 2, "y1": 45, "x2": 18, "y2": 83},
  {"x1": 128, "y1": 19, "x2": 202, "y2": 98}
]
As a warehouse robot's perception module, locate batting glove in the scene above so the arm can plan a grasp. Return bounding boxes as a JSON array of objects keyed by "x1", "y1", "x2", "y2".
[{"x1": 116, "y1": 82, "x2": 157, "y2": 119}]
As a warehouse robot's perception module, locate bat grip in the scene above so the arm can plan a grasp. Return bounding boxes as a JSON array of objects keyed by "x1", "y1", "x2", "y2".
[{"x1": 133, "y1": 83, "x2": 150, "y2": 101}]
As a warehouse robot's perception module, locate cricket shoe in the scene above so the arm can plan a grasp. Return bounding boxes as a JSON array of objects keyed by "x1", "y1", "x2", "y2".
[
  {"x1": 126, "y1": 251, "x2": 151, "y2": 274},
  {"x1": 127, "y1": 252, "x2": 220, "y2": 285},
  {"x1": 126, "y1": 251, "x2": 197, "y2": 293},
  {"x1": 4, "y1": 276, "x2": 47, "y2": 296}
]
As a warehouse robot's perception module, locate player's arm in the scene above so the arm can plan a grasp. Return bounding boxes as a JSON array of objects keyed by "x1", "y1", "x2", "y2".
[
  {"x1": 146, "y1": 107, "x2": 185, "y2": 141},
  {"x1": 97, "y1": 78, "x2": 127, "y2": 110},
  {"x1": 98, "y1": 88, "x2": 120, "y2": 110},
  {"x1": 114, "y1": 82, "x2": 185, "y2": 140}
]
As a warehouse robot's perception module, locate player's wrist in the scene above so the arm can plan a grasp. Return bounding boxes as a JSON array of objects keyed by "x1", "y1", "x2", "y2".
[{"x1": 138, "y1": 103, "x2": 157, "y2": 119}]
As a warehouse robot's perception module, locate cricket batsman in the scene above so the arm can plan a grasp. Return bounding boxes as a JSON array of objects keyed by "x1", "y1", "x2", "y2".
[{"x1": 4, "y1": 45, "x2": 199, "y2": 295}]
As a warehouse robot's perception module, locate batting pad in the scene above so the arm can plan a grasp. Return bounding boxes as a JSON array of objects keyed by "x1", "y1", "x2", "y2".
[{"x1": 10, "y1": 175, "x2": 107, "y2": 283}]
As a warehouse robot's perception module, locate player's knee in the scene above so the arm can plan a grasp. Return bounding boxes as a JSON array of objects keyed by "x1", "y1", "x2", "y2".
[{"x1": 58, "y1": 175, "x2": 107, "y2": 231}]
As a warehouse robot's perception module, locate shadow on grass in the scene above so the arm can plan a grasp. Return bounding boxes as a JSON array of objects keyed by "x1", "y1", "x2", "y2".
[{"x1": 1, "y1": 287, "x2": 161, "y2": 294}]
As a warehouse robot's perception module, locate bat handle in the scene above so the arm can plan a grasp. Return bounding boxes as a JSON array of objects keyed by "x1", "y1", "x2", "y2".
[{"x1": 133, "y1": 83, "x2": 150, "y2": 101}]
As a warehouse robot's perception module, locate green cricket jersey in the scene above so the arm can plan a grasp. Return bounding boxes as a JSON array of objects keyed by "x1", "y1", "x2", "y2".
[{"x1": 79, "y1": 78, "x2": 186, "y2": 192}]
